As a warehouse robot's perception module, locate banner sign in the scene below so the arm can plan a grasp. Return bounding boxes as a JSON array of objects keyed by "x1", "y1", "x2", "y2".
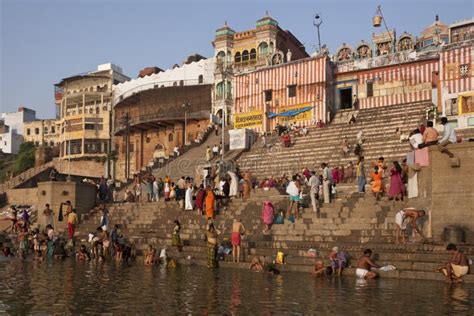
[
  {"x1": 277, "y1": 103, "x2": 313, "y2": 123},
  {"x1": 234, "y1": 110, "x2": 263, "y2": 129}
]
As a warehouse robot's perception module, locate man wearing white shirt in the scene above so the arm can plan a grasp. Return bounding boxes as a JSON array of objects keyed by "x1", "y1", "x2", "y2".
[
  {"x1": 438, "y1": 117, "x2": 456, "y2": 158},
  {"x1": 307, "y1": 171, "x2": 320, "y2": 215}
]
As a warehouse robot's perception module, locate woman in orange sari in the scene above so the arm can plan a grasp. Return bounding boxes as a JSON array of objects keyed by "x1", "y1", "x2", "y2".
[
  {"x1": 370, "y1": 166, "x2": 382, "y2": 201},
  {"x1": 205, "y1": 186, "x2": 215, "y2": 219},
  {"x1": 243, "y1": 171, "x2": 251, "y2": 201}
]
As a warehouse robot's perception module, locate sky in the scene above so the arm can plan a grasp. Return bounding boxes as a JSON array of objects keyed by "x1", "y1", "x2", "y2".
[{"x1": 1, "y1": 0, "x2": 472, "y2": 118}]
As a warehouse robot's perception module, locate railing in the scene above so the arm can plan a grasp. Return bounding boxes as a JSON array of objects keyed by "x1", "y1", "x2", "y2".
[{"x1": 0, "y1": 161, "x2": 55, "y2": 194}]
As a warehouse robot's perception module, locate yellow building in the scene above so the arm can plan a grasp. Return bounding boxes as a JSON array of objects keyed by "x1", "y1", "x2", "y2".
[
  {"x1": 23, "y1": 119, "x2": 61, "y2": 147},
  {"x1": 55, "y1": 63, "x2": 129, "y2": 161}
]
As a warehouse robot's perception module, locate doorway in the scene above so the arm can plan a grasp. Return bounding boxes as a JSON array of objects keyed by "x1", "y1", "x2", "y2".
[{"x1": 339, "y1": 87, "x2": 353, "y2": 109}]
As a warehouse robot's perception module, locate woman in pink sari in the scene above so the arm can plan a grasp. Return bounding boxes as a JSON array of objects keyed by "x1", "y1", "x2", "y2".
[
  {"x1": 389, "y1": 161, "x2": 404, "y2": 201},
  {"x1": 261, "y1": 201, "x2": 275, "y2": 232}
]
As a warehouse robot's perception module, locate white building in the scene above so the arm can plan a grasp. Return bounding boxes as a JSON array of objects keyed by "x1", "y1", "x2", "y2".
[
  {"x1": 113, "y1": 57, "x2": 215, "y2": 105},
  {"x1": 0, "y1": 107, "x2": 36, "y2": 154}
]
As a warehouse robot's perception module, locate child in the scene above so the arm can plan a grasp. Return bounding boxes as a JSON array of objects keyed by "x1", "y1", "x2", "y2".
[
  {"x1": 18, "y1": 227, "x2": 28, "y2": 260},
  {"x1": 144, "y1": 244, "x2": 156, "y2": 266},
  {"x1": 77, "y1": 244, "x2": 91, "y2": 261},
  {"x1": 313, "y1": 260, "x2": 326, "y2": 277}
]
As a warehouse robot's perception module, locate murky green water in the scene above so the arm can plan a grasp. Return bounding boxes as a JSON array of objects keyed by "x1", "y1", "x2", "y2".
[{"x1": 0, "y1": 260, "x2": 472, "y2": 314}]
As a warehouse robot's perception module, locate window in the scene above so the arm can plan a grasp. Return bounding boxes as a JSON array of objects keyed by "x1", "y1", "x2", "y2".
[
  {"x1": 51, "y1": 126, "x2": 55, "y2": 134},
  {"x1": 288, "y1": 85, "x2": 296, "y2": 98},
  {"x1": 258, "y1": 42, "x2": 269, "y2": 57},
  {"x1": 250, "y1": 48, "x2": 256, "y2": 60},
  {"x1": 96, "y1": 107, "x2": 100, "y2": 114},
  {"x1": 27, "y1": 129, "x2": 30, "y2": 136},
  {"x1": 366, "y1": 81, "x2": 373, "y2": 97},
  {"x1": 35, "y1": 128, "x2": 40, "y2": 135},
  {"x1": 234, "y1": 52, "x2": 241, "y2": 63},
  {"x1": 173, "y1": 82, "x2": 177, "y2": 86},
  {"x1": 35, "y1": 141, "x2": 39, "y2": 147},
  {"x1": 264, "y1": 90, "x2": 273, "y2": 102},
  {"x1": 85, "y1": 124, "x2": 95, "y2": 130},
  {"x1": 179, "y1": 80, "x2": 184, "y2": 86},
  {"x1": 460, "y1": 64, "x2": 470, "y2": 78},
  {"x1": 168, "y1": 134, "x2": 173, "y2": 142},
  {"x1": 242, "y1": 50, "x2": 249, "y2": 62},
  {"x1": 468, "y1": 117, "x2": 474, "y2": 126},
  {"x1": 198, "y1": 75, "x2": 204, "y2": 84},
  {"x1": 44, "y1": 127, "x2": 48, "y2": 134},
  {"x1": 216, "y1": 51, "x2": 226, "y2": 63}
]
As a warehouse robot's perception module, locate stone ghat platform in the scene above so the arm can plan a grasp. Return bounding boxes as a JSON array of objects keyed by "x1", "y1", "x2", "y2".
[{"x1": 72, "y1": 188, "x2": 474, "y2": 283}]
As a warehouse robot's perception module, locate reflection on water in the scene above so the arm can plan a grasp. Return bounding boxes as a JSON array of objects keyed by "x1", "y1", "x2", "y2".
[{"x1": 0, "y1": 260, "x2": 473, "y2": 314}]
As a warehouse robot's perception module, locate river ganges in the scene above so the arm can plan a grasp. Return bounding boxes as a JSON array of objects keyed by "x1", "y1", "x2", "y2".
[{"x1": 0, "y1": 260, "x2": 473, "y2": 314}]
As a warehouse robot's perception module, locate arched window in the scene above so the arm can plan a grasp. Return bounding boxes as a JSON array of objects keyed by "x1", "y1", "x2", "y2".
[
  {"x1": 258, "y1": 42, "x2": 269, "y2": 57},
  {"x1": 234, "y1": 52, "x2": 241, "y2": 63},
  {"x1": 216, "y1": 82, "x2": 224, "y2": 98},
  {"x1": 216, "y1": 51, "x2": 225, "y2": 62},
  {"x1": 242, "y1": 50, "x2": 249, "y2": 62},
  {"x1": 250, "y1": 48, "x2": 256, "y2": 60},
  {"x1": 198, "y1": 75, "x2": 204, "y2": 84},
  {"x1": 168, "y1": 134, "x2": 173, "y2": 142},
  {"x1": 173, "y1": 81, "x2": 177, "y2": 86}
]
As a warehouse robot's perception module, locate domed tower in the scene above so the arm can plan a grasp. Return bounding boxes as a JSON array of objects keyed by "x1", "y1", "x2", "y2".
[
  {"x1": 416, "y1": 15, "x2": 449, "y2": 51},
  {"x1": 213, "y1": 21, "x2": 235, "y2": 67}
]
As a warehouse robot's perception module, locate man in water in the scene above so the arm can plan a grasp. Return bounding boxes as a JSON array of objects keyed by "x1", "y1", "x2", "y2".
[
  {"x1": 231, "y1": 218, "x2": 246, "y2": 263},
  {"x1": 356, "y1": 249, "x2": 380, "y2": 279},
  {"x1": 438, "y1": 244, "x2": 469, "y2": 283},
  {"x1": 395, "y1": 208, "x2": 426, "y2": 244}
]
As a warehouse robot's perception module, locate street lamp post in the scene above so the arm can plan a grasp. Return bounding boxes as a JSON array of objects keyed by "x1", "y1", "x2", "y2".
[
  {"x1": 313, "y1": 13, "x2": 323, "y2": 52},
  {"x1": 182, "y1": 102, "x2": 190, "y2": 146},
  {"x1": 372, "y1": 5, "x2": 407, "y2": 120}
]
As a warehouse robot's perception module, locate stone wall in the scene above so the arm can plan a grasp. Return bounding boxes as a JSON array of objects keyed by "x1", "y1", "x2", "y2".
[
  {"x1": 36, "y1": 181, "x2": 97, "y2": 231},
  {"x1": 5, "y1": 188, "x2": 38, "y2": 206},
  {"x1": 412, "y1": 142, "x2": 474, "y2": 243},
  {"x1": 54, "y1": 158, "x2": 105, "y2": 178}
]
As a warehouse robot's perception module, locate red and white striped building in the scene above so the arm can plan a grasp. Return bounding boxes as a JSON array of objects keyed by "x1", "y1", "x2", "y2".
[
  {"x1": 353, "y1": 58, "x2": 439, "y2": 109},
  {"x1": 233, "y1": 44, "x2": 473, "y2": 132},
  {"x1": 439, "y1": 45, "x2": 473, "y2": 95},
  {"x1": 234, "y1": 56, "x2": 331, "y2": 132}
]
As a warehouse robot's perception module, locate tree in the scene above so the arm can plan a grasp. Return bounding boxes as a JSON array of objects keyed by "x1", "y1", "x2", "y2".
[{"x1": 13, "y1": 142, "x2": 35, "y2": 174}]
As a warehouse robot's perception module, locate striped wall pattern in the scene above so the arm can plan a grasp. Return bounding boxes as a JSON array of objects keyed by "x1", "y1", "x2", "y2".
[
  {"x1": 439, "y1": 45, "x2": 473, "y2": 94},
  {"x1": 357, "y1": 59, "x2": 439, "y2": 109},
  {"x1": 234, "y1": 57, "x2": 329, "y2": 130}
]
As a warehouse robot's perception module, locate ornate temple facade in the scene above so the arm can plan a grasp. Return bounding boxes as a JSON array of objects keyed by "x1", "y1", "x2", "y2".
[
  {"x1": 212, "y1": 14, "x2": 309, "y2": 125},
  {"x1": 232, "y1": 15, "x2": 474, "y2": 132}
]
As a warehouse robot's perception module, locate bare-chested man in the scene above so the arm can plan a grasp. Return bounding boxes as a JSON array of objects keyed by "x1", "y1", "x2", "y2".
[
  {"x1": 438, "y1": 244, "x2": 469, "y2": 283},
  {"x1": 395, "y1": 208, "x2": 426, "y2": 244},
  {"x1": 356, "y1": 249, "x2": 380, "y2": 279},
  {"x1": 231, "y1": 218, "x2": 246, "y2": 263}
]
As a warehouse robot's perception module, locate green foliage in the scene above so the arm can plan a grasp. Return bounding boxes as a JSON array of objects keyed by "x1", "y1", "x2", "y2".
[{"x1": 12, "y1": 142, "x2": 36, "y2": 174}]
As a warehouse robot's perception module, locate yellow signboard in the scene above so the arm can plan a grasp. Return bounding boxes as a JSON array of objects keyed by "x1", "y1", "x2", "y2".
[
  {"x1": 234, "y1": 110, "x2": 263, "y2": 129},
  {"x1": 278, "y1": 103, "x2": 313, "y2": 123}
]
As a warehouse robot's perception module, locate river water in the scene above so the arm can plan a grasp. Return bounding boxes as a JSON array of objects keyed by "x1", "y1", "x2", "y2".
[{"x1": 0, "y1": 260, "x2": 472, "y2": 314}]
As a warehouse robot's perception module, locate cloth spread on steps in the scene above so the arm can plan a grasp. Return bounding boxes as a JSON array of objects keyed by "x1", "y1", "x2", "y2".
[
  {"x1": 414, "y1": 147, "x2": 429, "y2": 166},
  {"x1": 408, "y1": 173, "x2": 418, "y2": 199}
]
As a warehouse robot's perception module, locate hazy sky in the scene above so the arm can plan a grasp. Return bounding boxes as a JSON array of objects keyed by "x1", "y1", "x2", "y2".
[{"x1": 1, "y1": 0, "x2": 472, "y2": 118}]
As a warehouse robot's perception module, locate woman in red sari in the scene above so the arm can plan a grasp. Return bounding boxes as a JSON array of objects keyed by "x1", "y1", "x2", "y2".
[{"x1": 389, "y1": 161, "x2": 404, "y2": 201}]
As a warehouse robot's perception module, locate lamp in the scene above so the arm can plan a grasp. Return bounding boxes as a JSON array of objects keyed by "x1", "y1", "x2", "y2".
[{"x1": 373, "y1": 5, "x2": 382, "y2": 27}]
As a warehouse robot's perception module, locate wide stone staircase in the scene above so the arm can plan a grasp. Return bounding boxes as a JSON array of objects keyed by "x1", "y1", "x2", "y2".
[
  {"x1": 236, "y1": 102, "x2": 428, "y2": 179},
  {"x1": 152, "y1": 127, "x2": 230, "y2": 181},
  {"x1": 73, "y1": 187, "x2": 473, "y2": 283}
]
